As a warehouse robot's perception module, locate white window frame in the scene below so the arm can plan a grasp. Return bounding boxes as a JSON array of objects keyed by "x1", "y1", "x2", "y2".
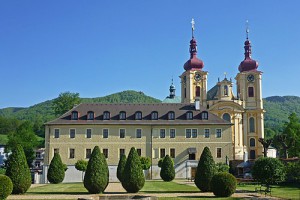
[
  {"x1": 204, "y1": 128, "x2": 210, "y2": 138},
  {"x1": 69, "y1": 128, "x2": 76, "y2": 139},
  {"x1": 86, "y1": 128, "x2": 92, "y2": 138},
  {"x1": 192, "y1": 129, "x2": 198, "y2": 138},
  {"x1": 216, "y1": 147, "x2": 222, "y2": 158},
  {"x1": 160, "y1": 129, "x2": 166, "y2": 138},
  {"x1": 54, "y1": 128, "x2": 60, "y2": 138},
  {"x1": 216, "y1": 128, "x2": 222, "y2": 138},
  {"x1": 136, "y1": 128, "x2": 142, "y2": 138},
  {"x1": 185, "y1": 128, "x2": 192, "y2": 138},
  {"x1": 103, "y1": 128, "x2": 109, "y2": 138},
  {"x1": 119, "y1": 128, "x2": 126, "y2": 138},
  {"x1": 169, "y1": 128, "x2": 176, "y2": 138}
]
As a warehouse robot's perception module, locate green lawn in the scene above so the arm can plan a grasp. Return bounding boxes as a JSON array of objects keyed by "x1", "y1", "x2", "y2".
[
  {"x1": 237, "y1": 183, "x2": 300, "y2": 200},
  {"x1": 21, "y1": 181, "x2": 300, "y2": 200}
]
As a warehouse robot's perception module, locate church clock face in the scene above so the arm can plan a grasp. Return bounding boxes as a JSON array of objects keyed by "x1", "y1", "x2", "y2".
[
  {"x1": 194, "y1": 73, "x2": 201, "y2": 82},
  {"x1": 247, "y1": 74, "x2": 255, "y2": 82}
]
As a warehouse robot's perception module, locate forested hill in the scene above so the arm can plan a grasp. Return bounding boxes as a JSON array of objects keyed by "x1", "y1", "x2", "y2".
[
  {"x1": 264, "y1": 96, "x2": 300, "y2": 132},
  {"x1": 0, "y1": 90, "x2": 161, "y2": 122},
  {"x1": 0, "y1": 92, "x2": 300, "y2": 134}
]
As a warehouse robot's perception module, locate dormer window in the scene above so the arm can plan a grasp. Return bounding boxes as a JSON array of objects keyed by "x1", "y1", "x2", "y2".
[
  {"x1": 135, "y1": 111, "x2": 142, "y2": 120},
  {"x1": 168, "y1": 111, "x2": 175, "y2": 120},
  {"x1": 71, "y1": 111, "x2": 78, "y2": 120},
  {"x1": 201, "y1": 111, "x2": 208, "y2": 120},
  {"x1": 186, "y1": 111, "x2": 193, "y2": 120},
  {"x1": 103, "y1": 111, "x2": 110, "y2": 120},
  {"x1": 151, "y1": 111, "x2": 158, "y2": 120},
  {"x1": 87, "y1": 111, "x2": 94, "y2": 120},
  {"x1": 119, "y1": 111, "x2": 126, "y2": 120}
]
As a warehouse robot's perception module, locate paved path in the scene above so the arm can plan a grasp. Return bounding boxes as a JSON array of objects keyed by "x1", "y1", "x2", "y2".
[{"x1": 8, "y1": 181, "x2": 282, "y2": 200}]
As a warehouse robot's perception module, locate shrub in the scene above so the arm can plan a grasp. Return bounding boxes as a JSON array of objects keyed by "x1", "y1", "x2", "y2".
[
  {"x1": 117, "y1": 154, "x2": 127, "y2": 183},
  {"x1": 252, "y1": 157, "x2": 286, "y2": 185},
  {"x1": 84, "y1": 146, "x2": 109, "y2": 194},
  {"x1": 286, "y1": 161, "x2": 300, "y2": 183},
  {"x1": 158, "y1": 157, "x2": 164, "y2": 168},
  {"x1": 122, "y1": 147, "x2": 145, "y2": 193},
  {"x1": 160, "y1": 155, "x2": 175, "y2": 181},
  {"x1": 0, "y1": 175, "x2": 13, "y2": 200},
  {"x1": 5, "y1": 145, "x2": 31, "y2": 194},
  {"x1": 216, "y1": 162, "x2": 230, "y2": 173},
  {"x1": 194, "y1": 147, "x2": 216, "y2": 192},
  {"x1": 75, "y1": 159, "x2": 88, "y2": 181},
  {"x1": 211, "y1": 172, "x2": 237, "y2": 197},
  {"x1": 47, "y1": 153, "x2": 66, "y2": 184},
  {"x1": 140, "y1": 157, "x2": 151, "y2": 170}
]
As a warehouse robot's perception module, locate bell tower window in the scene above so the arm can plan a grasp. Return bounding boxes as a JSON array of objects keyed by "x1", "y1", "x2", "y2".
[
  {"x1": 195, "y1": 86, "x2": 200, "y2": 97},
  {"x1": 249, "y1": 117, "x2": 255, "y2": 132},
  {"x1": 248, "y1": 87, "x2": 254, "y2": 97},
  {"x1": 224, "y1": 85, "x2": 228, "y2": 96}
]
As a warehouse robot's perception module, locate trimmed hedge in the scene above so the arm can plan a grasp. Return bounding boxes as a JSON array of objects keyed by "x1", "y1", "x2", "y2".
[
  {"x1": 0, "y1": 175, "x2": 13, "y2": 200},
  {"x1": 194, "y1": 147, "x2": 216, "y2": 192},
  {"x1": 211, "y1": 172, "x2": 237, "y2": 197},
  {"x1": 5, "y1": 145, "x2": 31, "y2": 194},
  {"x1": 160, "y1": 155, "x2": 175, "y2": 182},
  {"x1": 117, "y1": 154, "x2": 127, "y2": 183},
  {"x1": 122, "y1": 147, "x2": 145, "y2": 193},
  {"x1": 47, "y1": 153, "x2": 65, "y2": 184},
  {"x1": 84, "y1": 146, "x2": 109, "y2": 194}
]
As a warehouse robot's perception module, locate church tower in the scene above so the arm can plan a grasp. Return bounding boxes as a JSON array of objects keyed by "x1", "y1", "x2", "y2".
[
  {"x1": 235, "y1": 24, "x2": 264, "y2": 159},
  {"x1": 180, "y1": 19, "x2": 208, "y2": 106}
]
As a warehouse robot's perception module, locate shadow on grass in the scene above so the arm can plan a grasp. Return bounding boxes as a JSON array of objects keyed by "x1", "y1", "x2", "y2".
[
  {"x1": 26, "y1": 191, "x2": 89, "y2": 195},
  {"x1": 140, "y1": 191, "x2": 202, "y2": 194},
  {"x1": 177, "y1": 196, "x2": 241, "y2": 199}
]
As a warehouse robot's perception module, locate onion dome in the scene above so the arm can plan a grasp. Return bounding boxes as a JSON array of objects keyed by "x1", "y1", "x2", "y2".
[
  {"x1": 183, "y1": 37, "x2": 204, "y2": 71},
  {"x1": 238, "y1": 23, "x2": 259, "y2": 72}
]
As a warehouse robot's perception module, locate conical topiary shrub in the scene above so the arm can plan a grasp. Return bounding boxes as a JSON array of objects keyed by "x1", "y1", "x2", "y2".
[
  {"x1": 47, "y1": 152, "x2": 66, "y2": 184},
  {"x1": 194, "y1": 146, "x2": 216, "y2": 192},
  {"x1": 122, "y1": 147, "x2": 145, "y2": 193},
  {"x1": 160, "y1": 155, "x2": 175, "y2": 181},
  {"x1": 117, "y1": 154, "x2": 127, "y2": 183},
  {"x1": 84, "y1": 146, "x2": 109, "y2": 194},
  {"x1": 5, "y1": 144, "x2": 31, "y2": 194}
]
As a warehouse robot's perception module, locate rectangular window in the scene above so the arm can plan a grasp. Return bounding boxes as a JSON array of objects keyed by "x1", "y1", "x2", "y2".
[
  {"x1": 36, "y1": 152, "x2": 41, "y2": 158},
  {"x1": 86, "y1": 149, "x2": 91, "y2": 159},
  {"x1": 54, "y1": 148, "x2": 59, "y2": 154},
  {"x1": 248, "y1": 87, "x2": 254, "y2": 97},
  {"x1": 137, "y1": 148, "x2": 141, "y2": 156},
  {"x1": 120, "y1": 129, "x2": 125, "y2": 138},
  {"x1": 136, "y1": 129, "x2": 142, "y2": 138},
  {"x1": 160, "y1": 148, "x2": 166, "y2": 158},
  {"x1": 69, "y1": 148, "x2": 75, "y2": 159},
  {"x1": 204, "y1": 129, "x2": 210, "y2": 138},
  {"x1": 70, "y1": 129, "x2": 76, "y2": 138},
  {"x1": 170, "y1": 148, "x2": 175, "y2": 158},
  {"x1": 192, "y1": 129, "x2": 198, "y2": 138},
  {"x1": 103, "y1": 149, "x2": 108, "y2": 158},
  {"x1": 119, "y1": 149, "x2": 125, "y2": 157},
  {"x1": 170, "y1": 129, "x2": 176, "y2": 138},
  {"x1": 186, "y1": 129, "x2": 191, "y2": 138},
  {"x1": 160, "y1": 129, "x2": 166, "y2": 138},
  {"x1": 54, "y1": 129, "x2": 59, "y2": 138},
  {"x1": 217, "y1": 148, "x2": 222, "y2": 158},
  {"x1": 86, "y1": 129, "x2": 92, "y2": 138},
  {"x1": 103, "y1": 129, "x2": 109, "y2": 138},
  {"x1": 216, "y1": 129, "x2": 222, "y2": 138}
]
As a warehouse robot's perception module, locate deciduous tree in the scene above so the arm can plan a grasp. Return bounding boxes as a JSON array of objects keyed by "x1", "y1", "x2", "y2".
[{"x1": 52, "y1": 92, "x2": 81, "y2": 116}]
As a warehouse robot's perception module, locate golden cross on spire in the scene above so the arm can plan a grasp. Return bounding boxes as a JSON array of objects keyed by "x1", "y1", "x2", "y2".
[{"x1": 191, "y1": 18, "x2": 195, "y2": 38}]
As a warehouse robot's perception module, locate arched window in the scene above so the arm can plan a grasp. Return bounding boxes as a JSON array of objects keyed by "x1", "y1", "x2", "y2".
[
  {"x1": 103, "y1": 111, "x2": 110, "y2": 120},
  {"x1": 151, "y1": 111, "x2": 158, "y2": 120},
  {"x1": 224, "y1": 85, "x2": 228, "y2": 96},
  {"x1": 250, "y1": 150, "x2": 256, "y2": 159},
  {"x1": 249, "y1": 117, "x2": 255, "y2": 132},
  {"x1": 168, "y1": 111, "x2": 175, "y2": 120},
  {"x1": 222, "y1": 113, "x2": 231, "y2": 122},
  {"x1": 135, "y1": 111, "x2": 142, "y2": 120},
  {"x1": 195, "y1": 86, "x2": 200, "y2": 97},
  {"x1": 250, "y1": 138, "x2": 256, "y2": 147},
  {"x1": 119, "y1": 111, "x2": 126, "y2": 120},
  {"x1": 201, "y1": 111, "x2": 208, "y2": 120},
  {"x1": 87, "y1": 111, "x2": 94, "y2": 120},
  {"x1": 186, "y1": 111, "x2": 193, "y2": 120},
  {"x1": 71, "y1": 111, "x2": 78, "y2": 120}
]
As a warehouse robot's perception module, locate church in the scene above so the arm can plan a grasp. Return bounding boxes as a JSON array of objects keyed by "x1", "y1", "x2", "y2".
[{"x1": 43, "y1": 20, "x2": 264, "y2": 183}]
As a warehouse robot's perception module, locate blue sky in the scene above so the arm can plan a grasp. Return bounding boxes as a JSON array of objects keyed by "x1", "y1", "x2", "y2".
[{"x1": 1, "y1": 1, "x2": 299, "y2": 108}]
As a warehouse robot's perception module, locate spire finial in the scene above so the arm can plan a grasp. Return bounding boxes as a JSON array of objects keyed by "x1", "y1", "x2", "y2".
[
  {"x1": 224, "y1": 72, "x2": 227, "y2": 79},
  {"x1": 246, "y1": 20, "x2": 249, "y2": 40},
  {"x1": 171, "y1": 76, "x2": 174, "y2": 85},
  {"x1": 191, "y1": 18, "x2": 195, "y2": 38}
]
